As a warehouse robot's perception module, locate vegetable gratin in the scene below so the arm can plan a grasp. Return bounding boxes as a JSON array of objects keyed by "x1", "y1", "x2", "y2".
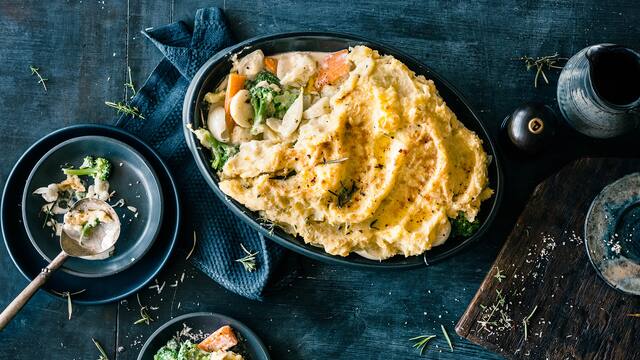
[{"x1": 190, "y1": 46, "x2": 493, "y2": 260}]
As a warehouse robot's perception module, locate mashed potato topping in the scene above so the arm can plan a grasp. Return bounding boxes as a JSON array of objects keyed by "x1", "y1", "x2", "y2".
[{"x1": 217, "y1": 46, "x2": 493, "y2": 259}]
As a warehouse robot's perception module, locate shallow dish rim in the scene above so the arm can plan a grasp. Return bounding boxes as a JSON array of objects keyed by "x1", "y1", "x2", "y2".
[{"x1": 183, "y1": 31, "x2": 504, "y2": 269}]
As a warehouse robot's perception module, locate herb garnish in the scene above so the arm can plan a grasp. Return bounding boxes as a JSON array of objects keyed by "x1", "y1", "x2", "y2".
[
  {"x1": 29, "y1": 65, "x2": 48, "y2": 93},
  {"x1": 186, "y1": 230, "x2": 197, "y2": 260},
  {"x1": 409, "y1": 335, "x2": 436, "y2": 355},
  {"x1": 125, "y1": 66, "x2": 136, "y2": 98},
  {"x1": 440, "y1": 324, "x2": 454, "y2": 352},
  {"x1": 518, "y1": 53, "x2": 567, "y2": 88},
  {"x1": 522, "y1": 305, "x2": 538, "y2": 341},
  {"x1": 328, "y1": 180, "x2": 358, "y2": 207},
  {"x1": 51, "y1": 288, "x2": 86, "y2": 320},
  {"x1": 628, "y1": 313, "x2": 640, "y2": 317},
  {"x1": 323, "y1": 157, "x2": 349, "y2": 165},
  {"x1": 477, "y1": 289, "x2": 512, "y2": 334},
  {"x1": 270, "y1": 169, "x2": 297, "y2": 180},
  {"x1": 369, "y1": 219, "x2": 379, "y2": 230},
  {"x1": 133, "y1": 293, "x2": 154, "y2": 325},
  {"x1": 92, "y1": 337, "x2": 109, "y2": 360},
  {"x1": 493, "y1": 267, "x2": 506, "y2": 283},
  {"x1": 235, "y1": 243, "x2": 258, "y2": 272},
  {"x1": 105, "y1": 101, "x2": 145, "y2": 119}
]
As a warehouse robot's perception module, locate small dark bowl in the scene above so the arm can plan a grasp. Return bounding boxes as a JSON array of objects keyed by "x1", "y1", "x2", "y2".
[
  {"x1": 183, "y1": 32, "x2": 503, "y2": 269},
  {"x1": 22, "y1": 135, "x2": 164, "y2": 277},
  {"x1": 137, "y1": 312, "x2": 270, "y2": 360}
]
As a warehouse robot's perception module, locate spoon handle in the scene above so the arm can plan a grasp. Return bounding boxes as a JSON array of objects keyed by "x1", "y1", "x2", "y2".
[{"x1": 0, "y1": 251, "x2": 69, "y2": 330}]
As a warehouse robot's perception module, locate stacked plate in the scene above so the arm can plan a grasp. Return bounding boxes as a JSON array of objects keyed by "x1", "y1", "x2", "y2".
[{"x1": 1, "y1": 125, "x2": 180, "y2": 304}]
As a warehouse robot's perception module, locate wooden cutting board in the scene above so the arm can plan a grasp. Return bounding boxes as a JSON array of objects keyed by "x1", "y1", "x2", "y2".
[{"x1": 456, "y1": 158, "x2": 640, "y2": 360}]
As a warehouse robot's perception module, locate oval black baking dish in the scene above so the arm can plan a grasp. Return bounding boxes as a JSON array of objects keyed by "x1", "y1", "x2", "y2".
[{"x1": 183, "y1": 32, "x2": 503, "y2": 269}]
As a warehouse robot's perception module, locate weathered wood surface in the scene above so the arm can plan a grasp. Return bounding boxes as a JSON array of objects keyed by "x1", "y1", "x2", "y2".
[
  {"x1": 0, "y1": 0, "x2": 638, "y2": 359},
  {"x1": 456, "y1": 158, "x2": 640, "y2": 360}
]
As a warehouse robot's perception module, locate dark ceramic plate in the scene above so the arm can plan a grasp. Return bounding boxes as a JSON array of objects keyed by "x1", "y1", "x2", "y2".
[
  {"x1": 137, "y1": 312, "x2": 270, "y2": 360},
  {"x1": 22, "y1": 135, "x2": 164, "y2": 277},
  {"x1": 183, "y1": 32, "x2": 503, "y2": 269},
  {"x1": 585, "y1": 173, "x2": 640, "y2": 295},
  {"x1": 1, "y1": 125, "x2": 180, "y2": 304}
]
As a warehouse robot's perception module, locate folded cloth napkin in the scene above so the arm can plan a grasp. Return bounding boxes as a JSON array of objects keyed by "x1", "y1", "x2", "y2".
[{"x1": 115, "y1": 7, "x2": 285, "y2": 300}]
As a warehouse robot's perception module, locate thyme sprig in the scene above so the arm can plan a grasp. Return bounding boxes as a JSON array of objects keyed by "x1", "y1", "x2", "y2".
[
  {"x1": 440, "y1": 324, "x2": 454, "y2": 352},
  {"x1": 493, "y1": 267, "x2": 506, "y2": 283},
  {"x1": 522, "y1": 305, "x2": 538, "y2": 341},
  {"x1": 518, "y1": 53, "x2": 567, "y2": 88},
  {"x1": 328, "y1": 180, "x2": 358, "y2": 207},
  {"x1": 235, "y1": 243, "x2": 258, "y2": 272},
  {"x1": 29, "y1": 65, "x2": 48, "y2": 92},
  {"x1": 125, "y1": 66, "x2": 136, "y2": 98},
  {"x1": 92, "y1": 337, "x2": 109, "y2": 360},
  {"x1": 105, "y1": 101, "x2": 145, "y2": 119},
  {"x1": 133, "y1": 293, "x2": 154, "y2": 325},
  {"x1": 409, "y1": 334, "x2": 436, "y2": 355}
]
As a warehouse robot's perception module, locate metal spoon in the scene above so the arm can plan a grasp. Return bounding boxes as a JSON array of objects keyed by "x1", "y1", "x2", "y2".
[{"x1": 0, "y1": 198, "x2": 120, "y2": 330}]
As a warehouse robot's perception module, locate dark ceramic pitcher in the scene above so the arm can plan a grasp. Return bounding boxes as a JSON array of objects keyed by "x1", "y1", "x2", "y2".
[{"x1": 557, "y1": 44, "x2": 640, "y2": 138}]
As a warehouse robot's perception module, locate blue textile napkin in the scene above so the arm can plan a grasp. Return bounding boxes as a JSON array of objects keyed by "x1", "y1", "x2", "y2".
[{"x1": 115, "y1": 7, "x2": 286, "y2": 300}]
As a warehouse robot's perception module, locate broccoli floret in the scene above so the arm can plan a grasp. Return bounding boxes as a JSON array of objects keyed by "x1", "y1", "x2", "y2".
[
  {"x1": 62, "y1": 156, "x2": 112, "y2": 181},
  {"x1": 273, "y1": 90, "x2": 298, "y2": 118},
  {"x1": 80, "y1": 218, "x2": 100, "y2": 240},
  {"x1": 249, "y1": 85, "x2": 278, "y2": 135},
  {"x1": 188, "y1": 126, "x2": 238, "y2": 171},
  {"x1": 247, "y1": 70, "x2": 280, "y2": 88},
  {"x1": 450, "y1": 213, "x2": 481, "y2": 238}
]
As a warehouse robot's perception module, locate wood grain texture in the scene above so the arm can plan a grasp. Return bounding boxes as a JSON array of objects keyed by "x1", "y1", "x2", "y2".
[
  {"x1": 0, "y1": 0, "x2": 638, "y2": 359},
  {"x1": 456, "y1": 158, "x2": 640, "y2": 360}
]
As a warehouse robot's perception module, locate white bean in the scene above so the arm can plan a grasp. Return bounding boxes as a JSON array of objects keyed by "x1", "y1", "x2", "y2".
[{"x1": 229, "y1": 89, "x2": 253, "y2": 128}]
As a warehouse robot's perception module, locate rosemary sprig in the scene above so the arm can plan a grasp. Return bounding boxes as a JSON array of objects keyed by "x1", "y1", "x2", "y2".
[
  {"x1": 42, "y1": 202, "x2": 54, "y2": 229},
  {"x1": 522, "y1": 305, "x2": 538, "y2": 341},
  {"x1": 440, "y1": 324, "x2": 454, "y2": 352},
  {"x1": 51, "y1": 289, "x2": 86, "y2": 320},
  {"x1": 493, "y1": 267, "x2": 506, "y2": 283},
  {"x1": 328, "y1": 180, "x2": 358, "y2": 208},
  {"x1": 409, "y1": 335, "x2": 436, "y2": 355},
  {"x1": 92, "y1": 337, "x2": 109, "y2": 360},
  {"x1": 125, "y1": 66, "x2": 136, "y2": 98},
  {"x1": 29, "y1": 65, "x2": 48, "y2": 92},
  {"x1": 133, "y1": 293, "x2": 154, "y2": 325},
  {"x1": 105, "y1": 101, "x2": 145, "y2": 119},
  {"x1": 235, "y1": 243, "x2": 258, "y2": 272},
  {"x1": 518, "y1": 53, "x2": 567, "y2": 88},
  {"x1": 186, "y1": 230, "x2": 197, "y2": 260}
]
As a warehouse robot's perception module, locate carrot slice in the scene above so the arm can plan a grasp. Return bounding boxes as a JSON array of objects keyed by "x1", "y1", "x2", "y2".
[
  {"x1": 224, "y1": 73, "x2": 246, "y2": 130},
  {"x1": 197, "y1": 325, "x2": 239, "y2": 352},
  {"x1": 264, "y1": 57, "x2": 278, "y2": 74},
  {"x1": 315, "y1": 49, "x2": 350, "y2": 89}
]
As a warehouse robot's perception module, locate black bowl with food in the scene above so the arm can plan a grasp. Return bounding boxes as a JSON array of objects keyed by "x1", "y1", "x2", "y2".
[{"x1": 183, "y1": 32, "x2": 503, "y2": 269}]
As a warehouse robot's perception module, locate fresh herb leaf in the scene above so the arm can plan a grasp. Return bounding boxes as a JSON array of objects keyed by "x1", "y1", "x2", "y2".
[
  {"x1": 235, "y1": 243, "x2": 258, "y2": 272},
  {"x1": 92, "y1": 337, "x2": 109, "y2": 360},
  {"x1": 518, "y1": 53, "x2": 567, "y2": 88},
  {"x1": 522, "y1": 305, "x2": 538, "y2": 341},
  {"x1": 494, "y1": 267, "x2": 506, "y2": 283},
  {"x1": 440, "y1": 324, "x2": 454, "y2": 352},
  {"x1": 328, "y1": 180, "x2": 358, "y2": 208},
  {"x1": 105, "y1": 101, "x2": 145, "y2": 119},
  {"x1": 323, "y1": 157, "x2": 349, "y2": 165},
  {"x1": 51, "y1": 289, "x2": 86, "y2": 320},
  {"x1": 409, "y1": 335, "x2": 436, "y2": 355},
  {"x1": 125, "y1": 66, "x2": 136, "y2": 98},
  {"x1": 451, "y1": 214, "x2": 480, "y2": 238},
  {"x1": 29, "y1": 65, "x2": 48, "y2": 93},
  {"x1": 134, "y1": 293, "x2": 153, "y2": 325}
]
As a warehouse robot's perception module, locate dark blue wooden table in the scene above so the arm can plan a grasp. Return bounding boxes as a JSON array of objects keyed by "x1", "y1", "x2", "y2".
[{"x1": 0, "y1": 1, "x2": 638, "y2": 359}]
